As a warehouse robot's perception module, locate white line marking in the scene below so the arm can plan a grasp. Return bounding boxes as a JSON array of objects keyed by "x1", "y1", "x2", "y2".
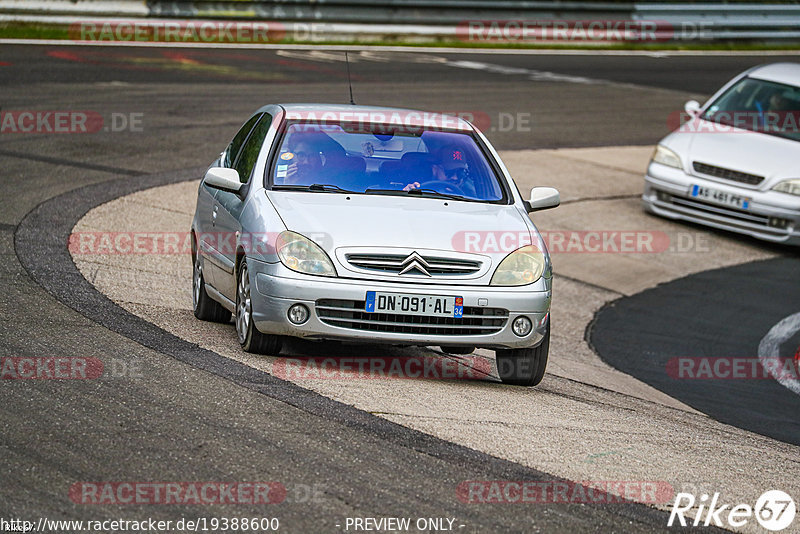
[
  {"x1": 278, "y1": 50, "x2": 610, "y2": 85},
  {"x1": 758, "y1": 311, "x2": 800, "y2": 395},
  {"x1": 445, "y1": 58, "x2": 600, "y2": 84},
  {"x1": 1, "y1": 38, "x2": 800, "y2": 56}
]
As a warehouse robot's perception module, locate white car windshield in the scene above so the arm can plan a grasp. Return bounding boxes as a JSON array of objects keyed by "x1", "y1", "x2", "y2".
[
  {"x1": 701, "y1": 76, "x2": 800, "y2": 141},
  {"x1": 270, "y1": 121, "x2": 506, "y2": 202}
]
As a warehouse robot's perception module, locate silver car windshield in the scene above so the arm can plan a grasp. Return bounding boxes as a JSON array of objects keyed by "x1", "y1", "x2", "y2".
[
  {"x1": 270, "y1": 121, "x2": 505, "y2": 202},
  {"x1": 701, "y1": 76, "x2": 800, "y2": 142}
]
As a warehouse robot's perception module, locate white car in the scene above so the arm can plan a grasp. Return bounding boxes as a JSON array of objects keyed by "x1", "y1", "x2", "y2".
[
  {"x1": 191, "y1": 104, "x2": 560, "y2": 386},
  {"x1": 643, "y1": 62, "x2": 800, "y2": 245}
]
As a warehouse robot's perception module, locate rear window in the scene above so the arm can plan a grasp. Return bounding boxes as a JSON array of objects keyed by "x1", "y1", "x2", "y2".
[{"x1": 268, "y1": 121, "x2": 506, "y2": 203}]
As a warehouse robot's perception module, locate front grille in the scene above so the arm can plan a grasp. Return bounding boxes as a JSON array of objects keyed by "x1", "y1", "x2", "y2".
[
  {"x1": 693, "y1": 161, "x2": 764, "y2": 186},
  {"x1": 345, "y1": 253, "x2": 481, "y2": 276},
  {"x1": 316, "y1": 299, "x2": 508, "y2": 335}
]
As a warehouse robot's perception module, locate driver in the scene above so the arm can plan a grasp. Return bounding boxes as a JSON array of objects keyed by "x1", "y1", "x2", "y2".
[
  {"x1": 768, "y1": 91, "x2": 791, "y2": 113},
  {"x1": 760, "y1": 90, "x2": 794, "y2": 133},
  {"x1": 433, "y1": 147, "x2": 476, "y2": 197},
  {"x1": 400, "y1": 148, "x2": 476, "y2": 197}
]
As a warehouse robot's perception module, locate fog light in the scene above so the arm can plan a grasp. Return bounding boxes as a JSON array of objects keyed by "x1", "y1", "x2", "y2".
[
  {"x1": 512, "y1": 316, "x2": 533, "y2": 337},
  {"x1": 768, "y1": 216, "x2": 790, "y2": 229},
  {"x1": 656, "y1": 190, "x2": 671, "y2": 203},
  {"x1": 288, "y1": 304, "x2": 309, "y2": 325}
]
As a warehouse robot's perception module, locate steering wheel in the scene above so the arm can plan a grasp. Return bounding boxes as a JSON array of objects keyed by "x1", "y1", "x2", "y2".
[{"x1": 418, "y1": 180, "x2": 466, "y2": 196}]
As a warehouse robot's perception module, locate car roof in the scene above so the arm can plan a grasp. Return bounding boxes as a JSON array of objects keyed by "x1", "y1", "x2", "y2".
[
  {"x1": 747, "y1": 62, "x2": 800, "y2": 87},
  {"x1": 267, "y1": 103, "x2": 474, "y2": 132}
]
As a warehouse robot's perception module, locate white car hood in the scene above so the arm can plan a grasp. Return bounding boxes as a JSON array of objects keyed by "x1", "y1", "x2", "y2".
[
  {"x1": 266, "y1": 191, "x2": 532, "y2": 255},
  {"x1": 664, "y1": 125, "x2": 800, "y2": 185}
]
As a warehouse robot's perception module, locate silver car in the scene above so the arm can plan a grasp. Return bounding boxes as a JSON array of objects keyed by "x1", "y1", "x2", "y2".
[
  {"x1": 191, "y1": 104, "x2": 559, "y2": 386},
  {"x1": 643, "y1": 62, "x2": 800, "y2": 245}
]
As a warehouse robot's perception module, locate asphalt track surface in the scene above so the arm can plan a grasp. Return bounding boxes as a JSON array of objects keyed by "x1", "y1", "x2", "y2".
[
  {"x1": 590, "y1": 257, "x2": 800, "y2": 447},
  {"x1": 1, "y1": 44, "x2": 799, "y2": 532}
]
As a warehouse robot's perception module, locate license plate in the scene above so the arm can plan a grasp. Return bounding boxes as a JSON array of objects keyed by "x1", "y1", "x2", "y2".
[
  {"x1": 365, "y1": 291, "x2": 463, "y2": 318},
  {"x1": 690, "y1": 185, "x2": 750, "y2": 210}
]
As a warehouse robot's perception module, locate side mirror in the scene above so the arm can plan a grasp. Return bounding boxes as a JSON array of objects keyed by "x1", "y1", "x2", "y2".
[
  {"x1": 204, "y1": 167, "x2": 243, "y2": 194},
  {"x1": 684, "y1": 100, "x2": 701, "y2": 117},
  {"x1": 526, "y1": 187, "x2": 560, "y2": 212}
]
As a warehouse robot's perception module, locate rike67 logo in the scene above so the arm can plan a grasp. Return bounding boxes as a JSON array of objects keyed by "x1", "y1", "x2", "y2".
[{"x1": 668, "y1": 490, "x2": 796, "y2": 531}]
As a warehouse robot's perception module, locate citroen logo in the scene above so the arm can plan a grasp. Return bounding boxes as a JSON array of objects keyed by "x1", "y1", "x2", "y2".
[{"x1": 398, "y1": 252, "x2": 431, "y2": 277}]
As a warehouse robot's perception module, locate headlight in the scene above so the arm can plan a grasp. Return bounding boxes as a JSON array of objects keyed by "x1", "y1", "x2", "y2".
[
  {"x1": 772, "y1": 179, "x2": 800, "y2": 196},
  {"x1": 651, "y1": 145, "x2": 682, "y2": 169},
  {"x1": 490, "y1": 245, "x2": 545, "y2": 286},
  {"x1": 276, "y1": 231, "x2": 336, "y2": 277}
]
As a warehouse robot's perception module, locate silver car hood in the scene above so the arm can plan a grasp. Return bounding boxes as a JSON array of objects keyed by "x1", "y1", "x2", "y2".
[
  {"x1": 267, "y1": 191, "x2": 530, "y2": 249},
  {"x1": 266, "y1": 191, "x2": 533, "y2": 283},
  {"x1": 663, "y1": 126, "x2": 800, "y2": 186}
]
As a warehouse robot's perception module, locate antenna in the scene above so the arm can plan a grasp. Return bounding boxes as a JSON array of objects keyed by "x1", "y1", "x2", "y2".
[{"x1": 345, "y1": 52, "x2": 356, "y2": 105}]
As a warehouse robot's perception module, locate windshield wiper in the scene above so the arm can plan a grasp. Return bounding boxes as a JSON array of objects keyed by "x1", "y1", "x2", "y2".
[
  {"x1": 405, "y1": 188, "x2": 469, "y2": 201},
  {"x1": 363, "y1": 187, "x2": 403, "y2": 195},
  {"x1": 273, "y1": 183, "x2": 356, "y2": 194},
  {"x1": 364, "y1": 187, "x2": 470, "y2": 201}
]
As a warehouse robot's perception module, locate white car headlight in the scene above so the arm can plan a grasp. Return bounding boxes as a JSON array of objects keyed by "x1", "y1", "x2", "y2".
[
  {"x1": 651, "y1": 145, "x2": 683, "y2": 169},
  {"x1": 490, "y1": 245, "x2": 545, "y2": 286},
  {"x1": 772, "y1": 179, "x2": 800, "y2": 197},
  {"x1": 276, "y1": 231, "x2": 336, "y2": 277}
]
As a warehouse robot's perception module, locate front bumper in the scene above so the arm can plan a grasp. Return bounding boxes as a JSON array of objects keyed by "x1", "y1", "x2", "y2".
[
  {"x1": 643, "y1": 163, "x2": 800, "y2": 245},
  {"x1": 248, "y1": 259, "x2": 551, "y2": 349}
]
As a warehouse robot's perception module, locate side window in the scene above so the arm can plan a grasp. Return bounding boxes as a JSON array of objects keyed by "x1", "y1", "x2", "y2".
[
  {"x1": 224, "y1": 113, "x2": 262, "y2": 168},
  {"x1": 233, "y1": 113, "x2": 273, "y2": 183}
]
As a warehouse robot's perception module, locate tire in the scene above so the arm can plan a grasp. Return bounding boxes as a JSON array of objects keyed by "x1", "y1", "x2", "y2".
[
  {"x1": 236, "y1": 260, "x2": 283, "y2": 355},
  {"x1": 193, "y1": 250, "x2": 231, "y2": 323},
  {"x1": 440, "y1": 346, "x2": 475, "y2": 355},
  {"x1": 495, "y1": 323, "x2": 549, "y2": 387}
]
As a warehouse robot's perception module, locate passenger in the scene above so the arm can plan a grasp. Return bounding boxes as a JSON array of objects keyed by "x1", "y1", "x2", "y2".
[{"x1": 283, "y1": 140, "x2": 323, "y2": 185}]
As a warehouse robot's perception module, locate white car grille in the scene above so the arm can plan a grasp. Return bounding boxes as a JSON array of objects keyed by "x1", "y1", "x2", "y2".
[
  {"x1": 345, "y1": 252, "x2": 482, "y2": 277},
  {"x1": 692, "y1": 161, "x2": 764, "y2": 186}
]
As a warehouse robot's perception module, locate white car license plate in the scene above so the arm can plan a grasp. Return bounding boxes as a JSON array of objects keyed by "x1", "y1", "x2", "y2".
[
  {"x1": 690, "y1": 185, "x2": 750, "y2": 210},
  {"x1": 365, "y1": 291, "x2": 463, "y2": 318}
]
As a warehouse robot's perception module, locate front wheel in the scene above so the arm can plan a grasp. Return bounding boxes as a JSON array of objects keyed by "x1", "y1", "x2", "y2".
[
  {"x1": 495, "y1": 323, "x2": 549, "y2": 387},
  {"x1": 236, "y1": 260, "x2": 283, "y2": 355}
]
